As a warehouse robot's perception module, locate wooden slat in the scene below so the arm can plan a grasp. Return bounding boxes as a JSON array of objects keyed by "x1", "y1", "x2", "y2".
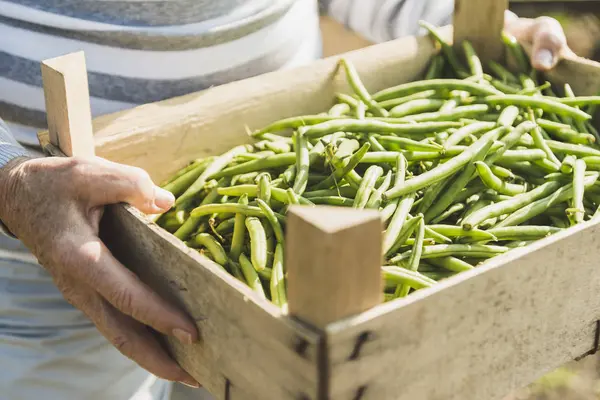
[
  {"x1": 325, "y1": 219, "x2": 600, "y2": 400},
  {"x1": 287, "y1": 206, "x2": 383, "y2": 329},
  {"x1": 454, "y1": 0, "x2": 508, "y2": 62},
  {"x1": 40, "y1": 51, "x2": 95, "y2": 158}
]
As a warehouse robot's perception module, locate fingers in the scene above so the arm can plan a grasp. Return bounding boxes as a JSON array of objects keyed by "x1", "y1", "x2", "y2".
[
  {"x1": 71, "y1": 157, "x2": 174, "y2": 214},
  {"x1": 58, "y1": 278, "x2": 199, "y2": 386},
  {"x1": 57, "y1": 233, "x2": 199, "y2": 345},
  {"x1": 504, "y1": 14, "x2": 569, "y2": 72}
]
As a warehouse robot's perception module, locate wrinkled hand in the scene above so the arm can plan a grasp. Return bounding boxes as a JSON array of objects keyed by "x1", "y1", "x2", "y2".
[
  {"x1": 505, "y1": 10, "x2": 573, "y2": 71},
  {"x1": 0, "y1": 156, "x2": 200, "y2": 387}
]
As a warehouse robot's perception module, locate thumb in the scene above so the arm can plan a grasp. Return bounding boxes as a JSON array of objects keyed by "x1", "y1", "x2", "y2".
[
  {"x1": 74, "y1": 157, "x2": 175, "y2": 214},
  {"x1": 530, "y1": 17, "x2": 567, "y2": 71}
]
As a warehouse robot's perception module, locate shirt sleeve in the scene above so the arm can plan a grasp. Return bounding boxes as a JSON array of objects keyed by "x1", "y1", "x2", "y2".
[
  {"x1": 322, "y1": 0, "x2": 454, "y2": 43},
  {"x1": 0, "y1": 119, "x2": 30, "y2": 237}
]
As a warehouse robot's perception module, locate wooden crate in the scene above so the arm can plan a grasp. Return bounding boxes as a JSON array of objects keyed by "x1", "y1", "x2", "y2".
[{"x1": 36, "y1": 1, "x2": 600, "y2": 399}]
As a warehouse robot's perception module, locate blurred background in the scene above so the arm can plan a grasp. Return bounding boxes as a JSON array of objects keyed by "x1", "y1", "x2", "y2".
[{"x1": 499, "y1": 4, "x2": 600, "y2": 400}]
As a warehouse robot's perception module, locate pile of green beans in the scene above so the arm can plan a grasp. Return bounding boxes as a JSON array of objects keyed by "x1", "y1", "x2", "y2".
[{"x1": 154, "y1": 22, "x2": 600, "y2": 309}]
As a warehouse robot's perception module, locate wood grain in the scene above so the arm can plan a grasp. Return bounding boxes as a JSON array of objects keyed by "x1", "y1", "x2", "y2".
[
  {"x1": 454, "y1": 0, "x2": 508, "y2": 62},
  {"x1": 325, "y1": 219, "x2": 600, "y2": 400},
  {"x1": 40, "y1": 51, "x2": 95, "y2": 158},
  {"x1": 287, "y1": 206, "x2": 383, "y2": 330}
]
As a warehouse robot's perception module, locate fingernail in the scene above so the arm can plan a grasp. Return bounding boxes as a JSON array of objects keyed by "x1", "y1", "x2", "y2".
[
  {"x1": 535, "y1": 49, "x2": 554, "y2": 70},
  {"x1": 180, "y1": 378, "x2": 201, "y2": 388},
  {"x1": 173, "y1": 328, "x2": 193, "y2": 345},
  {"x1": 154, "y1": 187, "x2": 175, "y2": 210}
]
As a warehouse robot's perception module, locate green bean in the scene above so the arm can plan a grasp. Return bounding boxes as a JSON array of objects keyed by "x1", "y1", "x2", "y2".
[
  {"x1": 229, "y1": 195, "x2": 249, "y2": 260},
  {"x1": 502, "y1": 32, "x2": 530, "y2": 74},
  {"x1": 354, "y1": 165, "x2": 384, "y2": 209},
  {"x1": 430, "y1": 203, "x2": 466, "y2": 224},
  {"x1": 547, "y1": 128, "x2": 595, "y2": 145},
  {"x1": 176, "y1": 145, "x2": 251, "y2": 206},
  {"x1": 385, "y1": 127, "x2": 504, "y2": 200},
  {"x1": 367, "y1": 170, "x2": 392, "y2": 209},
  {"x1": 163, "y1": 159, "x2": 214, "y2": 196},
  {"x1": 256, "y1": 173, "x2": 271, "y2": 205},
  {"x1": 546, "y1": 140, "x2": 600, "y2": 158},
  {"x1": 425, "y1": 54, "x2": 446, "y2": 80},
  {"x1": 462, "y1": 41, "x2": 484, "y2": 79},
  {"x1": 485, "y1": 95, "x2": 591, "y2": 121},
  {"x1": 386, "y1": 214, "x2": 423, "y2": 256},
  {"x1": 489, "y1": 79, "x2": 521, "y2": 94},
  {"x1": 387, "y1": 104, "x2": 489, "y2": 123},
  {"x1": 485, "y1": 226, "x2": 562, "y2": 241},
  {"x1": 571, "y1": 158, "x2": 587, "y2": 223},
  {"x1": 389, "y1": 99, "x2": 445, "y2": 118},
  {"x1": 375, "y1": 136, "x2": 443, "y2": 152},
  {"x1": 427, "y1": 257, "x2": 474, "y2": 272},
  {"x1": 252, "y1": 115, "x2": 344, "y2": 137},
  {"x1": 444, "y1": 121, "x2": 496, "y2": 148},
  {"x1": 485, "y1": 121, "x2": 537, "y2": 165},
  {"x1": 264, "y1": 141, "x2": 292, "y2": 154},
  {"x1": 257, "y1": 267, "x2": 272, "y2": 281},
  {"x1": 419, "y1": 21, "x2": 466, "y2": 76},
  {"x1": 382, "y1": 266, "x2": 436, "y2": 290},
  {"x1": 309, "y1": 196, "x2": 354, "y2": 207},
  {"x1": 461, "y1": 180, "x2": 563, "y2": 230},
  {"x1": 210, "y1": 153, "x2": 292, "y2": 180},
  {"x1": 373, "y1": 79, "x2": 500, "y2": 102},
  {"x1": 270, "y1": 244, "x2": 287, "y2": 311},
  {"x1": 328, "y1": 103, "x2": 351, "y2": 117},
  {"x1": 381, "y1": 201, "x2": 398, "y2": 224},
  {"x1": 298, "y1": 119, "x2": 462, "y2": 138},
  {"x1": 292, "y1": 131, "x2": 310, "y2": 194},
  {"x1": 496, "y1": 173, "x2": 599, "y2": 227},
  {"x1": 161, "y1": 158, "x2": 211, "y2": 186},
  {"x1": 499, "y1": 149, "x2": 547, "y2": 163},
  {"x1": 190, "y1": 233, "x2": 229, "y2": 266},
  {"x1": 555, "y1": 96, "x2": 600, "y2": 107},
  {"x1": 215, "y1": 217, "x2": 236, "y2": 235},
  {"x1": 256, "y1": 199, "x2": 285, "y2": 245},
  {"x1": 561, "y1": 155, "x2": 576, "y2": 174},
  {"x1": 239, "y1": 254, "x2": 266, "y2": 298},
  {"x1": 525, "y1": 110, "x2": 561, "y2": 166},
  {"x1": 335, "y1": 93, "x2": 360, "y2": 109},
  {"x1": 245, "y1": 217, "x2": 268, "y2": 271},
  {"x1": 395, "y1": 216, "x2": 426, "y2": 297},
  {"x1": 368, "y1": 136, "x2": 386, "y2": 151},
  {"x1": 487, "y1": 60, "x2": 519, "y2": 84},
  {"x1": 340, "y1": 59, "x2": 388, "y2": 117},
  {"x1": 391, "y1": 244, "x2": 508, "y2": 263},
  {"x1": 417, "y1": 180, "x2": 449, "y2": 215},
  {"x1": 489, "y1": 165, "x2": 515, "y2": 181},
  {"x1": 497, "y1": 106, "x2": 520, "y2": 128},
  {"x1": 378, "y1": 90, "x2": 439, "y2": 110},
  {"x1": 583, "y1": 156, "x2": 600, "y2": 170},
  {"x1": 217, "y1": 185, "x2": 311, "y2": 205},
  {"x1": 427, "y1": 224, "x2": 497, "y2": 241}
]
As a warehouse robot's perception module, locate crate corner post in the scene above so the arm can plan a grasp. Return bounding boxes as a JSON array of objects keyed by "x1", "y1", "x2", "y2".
[
  {"x1": 285, "y1": 205, "x2": 383, "y2": 399},
  {"x1": 453, "y1": 0, "x2": 509, "y2": 62},
  {"x1": 40, "y1": 51, "x2": 95, "y2": 158}
]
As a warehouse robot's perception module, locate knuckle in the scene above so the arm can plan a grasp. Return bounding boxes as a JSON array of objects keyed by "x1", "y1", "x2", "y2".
[
  {"x1": 110, "y1": 285, "x2": 135, "y2": 314},
  {"x1": 111, "y1": 334, "x2": 134, "y2": 356}
]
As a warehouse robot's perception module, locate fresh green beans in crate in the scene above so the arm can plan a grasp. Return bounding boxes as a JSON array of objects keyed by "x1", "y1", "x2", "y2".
[{"x1": 155, "y1": 23, "x2": 600, "y2": 307}]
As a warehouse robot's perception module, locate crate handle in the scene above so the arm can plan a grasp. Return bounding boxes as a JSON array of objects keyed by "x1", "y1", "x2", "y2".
[
  {"x1": 40, "y1": 51, "x2": 95, "y2": 158},
  {"x1": 453, "y1": 0, "x2": 509, "y2": 62}
]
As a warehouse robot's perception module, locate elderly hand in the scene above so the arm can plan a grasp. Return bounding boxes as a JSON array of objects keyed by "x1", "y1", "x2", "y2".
[
  {"x1": 505, "y1": 10, "x2": 573, "y2": 72},
  {"x1": 0, "y1": 156, "x2": 200, "y2": 388}
]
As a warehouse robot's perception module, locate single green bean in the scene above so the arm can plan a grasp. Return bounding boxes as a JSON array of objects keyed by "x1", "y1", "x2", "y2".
[
  {"x1": 378, "y1": 90, "x2": 438, "y2": 110},
  {"x1": 391, "y1": 244, "x2": 508, "y2": 263},
  {"x1": 245, "y1": 217, "x2": 268, "y2": 271},
  {"x1": 367, "y1": 170, "x2": 393, "y2": 209},
  {"x1": 386, "y1": 214, "x2": 423, "y2": 256},
  {"x1": 382, "y1": 266, "x2": 436, "y2": 290},
  {"x1": 340, "y1": 59, "x2": 388, "y2": 117},
  {"x1": 270, "y1": 244, "x2": 287, "y2": 311},
  {"x1": 395, "y1": 216, "x2": 426, "y2": 297},
  {"x1": 487, "y1": 60, "x2": 519, "y2": 84},
  {"x1": 427, "y1": 224, "x2": 497, "y2": 241},
  {"x1": 230, "y1": 194, "x2": 249, "y2": 260},
  {"x1": 389, "y1": 99, "x2": 445, "y2": 118},
  {"x1": 462, "y1": 40, "x2": 484, "y2": 79},
  {"x1": 375, "y1": 136, "x2": 443, "y2": 152},
  {"x1": 430, "y1": 203, "x2": 466, "y2": 224},
  {"x1": 475, "y1": 161, "x2": 526, "y2": 196},
  {"x1": 163, "y1": 159, "x2": 214, "y2": 196},
  {"x1": 571, "y1": 158, "x2": 587, "y2": 223},
  {"x1": 292, "y1": 131, "x2": 310, "y2": 194},
  {"x1": 373, "y1": 79, "x2": 500, "y2": 102},
  {"x1": 485, "y1": 95, "x2": 591, "y2": 121},
  {"x1": 427, "y1": 257, "x2": 474, "y2": 272},
  {"x1": 239, "y1": 253, "x2": 266, "y2": 298},
  {"x1": 298, "y1": 120, "x2": 462, "y2": 138},
  {"x1": 252, "y1": 115, "x2": 344, "y2": 137},
  {"x1": 425, "y1": 54, "x2": 446, "y2": 80},
  {"x1": 444, "y1": 121, "x2": 496, "y2": 148},
  {"x1": 328, "y1": 103, "x2": 351, "y2": 117},
  {"x1": 485, "y1": 226, "x2": 562, "y2": 241},
  {"x1": 354, "y1": 165, "x2": 384, "y2": 209},
  {"x1": 547, "y1": 140, "x2": 600, "y2": 158},
  {"x1": 497, "y1": 106, "x2": 520, "y2": 128},
  {"x1": 190, "y1": 233, "x2": 229, "y2": 266}
]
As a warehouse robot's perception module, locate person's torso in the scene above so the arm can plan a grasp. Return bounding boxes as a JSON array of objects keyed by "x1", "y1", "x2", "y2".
[{"x1": 0, "y1": 0, "x2": 322, "y2": 147}]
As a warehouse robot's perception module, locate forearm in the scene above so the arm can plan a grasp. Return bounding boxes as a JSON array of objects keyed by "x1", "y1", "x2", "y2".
[{"x1": 0, "y1": 119, "x2": 30, "y2": 237}]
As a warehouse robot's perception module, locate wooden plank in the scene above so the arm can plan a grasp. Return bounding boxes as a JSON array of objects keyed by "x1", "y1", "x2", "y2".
[
  {"x1": 325, "y1": 219, "x2": 600, "y2": 400},
  {"x1": 40, "y1": 143, "x2": 321, "y2": 400},
  {"x1": 287, "y1": 206, "x2": 383, "y2": 329},
  {"x1": 38, "y1": 29, "x2": 439, "y2": 184},
  {"x1": 40, "y1": 51, "x2": 95, "y2": 158},
  {"x1": 454, "y1": 0, "x2": 508, "y2": 62}
]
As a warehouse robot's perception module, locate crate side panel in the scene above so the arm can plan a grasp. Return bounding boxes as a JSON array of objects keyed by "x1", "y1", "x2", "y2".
[
  {"x1": 100, "y1": 205, "x2": 321, "y2": 400},
  {"x1": 326, "y1": 220, "x2": 600, "y2": 400},
  {"x1": 83, "y1": 30, "x2": 439, "y2": 183}
]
